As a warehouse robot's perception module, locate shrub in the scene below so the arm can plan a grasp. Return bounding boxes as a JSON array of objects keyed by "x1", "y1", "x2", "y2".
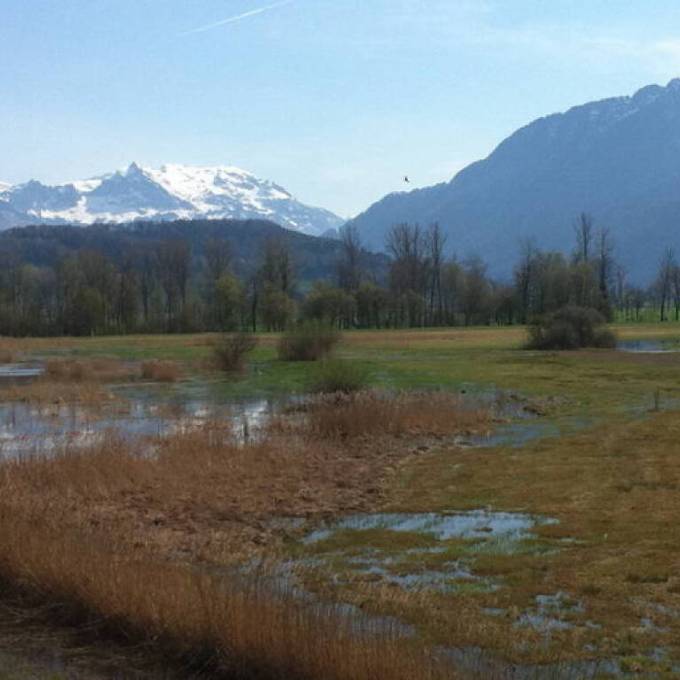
[
  {"x1": 140, "y1": 360, "x2": 180, "y2": 383},
  {"x1": 213, "y1": 333, "x2": 258, "y2": 373},
  {"x1": 527, "y1": 305, "x2": 617, "y2": 350},
  {"x1": 277, "y1": 322, "x2": 340, "y2": 362},
  {"x1": 312, "y1": 359, "x2": 369, "y2": 394}
]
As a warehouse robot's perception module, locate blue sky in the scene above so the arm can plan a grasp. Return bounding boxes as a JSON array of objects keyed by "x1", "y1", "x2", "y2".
[{"x1": 3, "y1": 1, "x2": 680, "y2": 217}]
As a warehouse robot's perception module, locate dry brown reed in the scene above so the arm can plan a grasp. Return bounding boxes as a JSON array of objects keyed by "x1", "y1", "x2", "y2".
[
  {"x1": 0, "y1": 380, "x2": 113, "y2": 406},
  {"x1": 0, "y1": 425, "x2": 410, "y2": 561},
  {"x1": 140, "y1": 360, "x2": 181, "y2": 382},
  {"x1": 0, "y1": 429, "x2": 458, "y2": 680},
  {"x1": 45, "y1": 358, "x2": 135, "y2": 383},
  {"x1": 0, "y1": 348, "x2": 15, "y2": 363},
  {"x1": 303, "y1": 391, "x2": 491, "y2": 440},
  {"x1": 0, "y1": 515, "x2": 455, "y2": 680}
]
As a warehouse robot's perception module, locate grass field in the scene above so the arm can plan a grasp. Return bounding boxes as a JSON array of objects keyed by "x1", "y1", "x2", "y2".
[{"x1": 2, "y1": 323, "x2": 680, "y2": 678}]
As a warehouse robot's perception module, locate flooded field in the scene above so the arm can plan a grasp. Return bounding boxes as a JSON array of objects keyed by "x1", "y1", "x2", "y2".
[
  {"x1": 2, "y1": 327, "x2": 680, "y2": 679},
  {"x1": 0, "y1": 365, "x2": 557, "y2": 458}
]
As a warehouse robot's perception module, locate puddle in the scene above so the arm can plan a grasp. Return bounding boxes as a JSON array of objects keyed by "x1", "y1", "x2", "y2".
[
  {"x1": 440, "y1": 645, "x2": 624, "y2": 680},
  {"x1": 618, "y1": 339, "x2": 680, "y2": 354},
  {"x1": 291, "y1": 511, "x2": 557, "y2": 595},
  {"x1": 516, "y1": 592, "x2": 589, "y2": 633},
  {"x1": 0, "y1": 364, "x2": 45, "y2": 379},
  {"x1": 304, "y1": 510, "x2": 554, "y2": 544},
  {"x1": 0, "y1": 366, "x2": 588, "y2": 457},
  {"x1": 0, "y1": 387, "x2": 300, "y2": 457}
]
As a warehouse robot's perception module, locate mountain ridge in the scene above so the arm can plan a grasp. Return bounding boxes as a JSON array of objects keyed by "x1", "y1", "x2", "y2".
[
  {"x1": 349, "y1": 78, "x2": 680, "y2": 282},
  {"x1": 0, "y1": 163, "x2": 343, "y2": 237}
]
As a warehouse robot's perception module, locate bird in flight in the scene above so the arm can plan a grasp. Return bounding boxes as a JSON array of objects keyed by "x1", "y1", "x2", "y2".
[{"x1": 404, "y1": 175, "x2": 410, "y2": 183}]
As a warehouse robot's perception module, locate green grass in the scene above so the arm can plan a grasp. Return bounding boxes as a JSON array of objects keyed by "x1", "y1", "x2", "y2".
[{"x1": 14, "y1": 324, "x2": 680, "y2": 411}]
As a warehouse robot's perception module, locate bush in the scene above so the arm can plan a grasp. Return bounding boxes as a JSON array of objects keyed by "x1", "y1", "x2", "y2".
[
  {"x1": 213, "y1": 333, "x2": 258, "y2": 373},
  {"x1": 312, "y1": 360, "x2": 369, "y2": 394},
  {"x1": 527, "y1": 305, "x2": 617, "y2": 350},
  {"x1": 277, "y1": 322, "x2": 340, "y2": 362}
]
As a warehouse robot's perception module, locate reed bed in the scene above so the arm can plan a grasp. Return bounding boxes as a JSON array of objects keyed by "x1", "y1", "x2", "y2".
[
  {"x1": 0, "y1": 514, "x2": 455, "y2": 680},
  {"x1": 302, "y1": 391, "x2": 491, "y2": 440},
  {"x1": 45, "y1": 358, "x2": 136, "y2": 383},
  {"x1": 0, "y1": 379, "x2": 114, "y2": 406},
  {"x1": 0, "y1": 417, "x2": 476, "y2": 679},
  {"x1": 140, "y1": 359, "x2": 182, "y2": 382}
]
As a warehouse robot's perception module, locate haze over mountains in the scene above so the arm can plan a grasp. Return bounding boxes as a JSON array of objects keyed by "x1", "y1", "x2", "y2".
[
  {"x1": 349, "y1": 78, "x2": 680, "y2": 281},
  {"x1": 0, "y1": 163, "x2": 343, "y2": 237}
]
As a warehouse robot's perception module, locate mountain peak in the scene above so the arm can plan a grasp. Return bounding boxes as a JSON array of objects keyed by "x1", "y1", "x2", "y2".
[
  {"x1": 0, "y1": 163, "x2": 343, "y2": 236},
  {"x1": 125, "y1": 161, "x2": 144, "y2": 176},
  {"x1": 632, "y1": 83, "x2": 664, "y2": 105}
]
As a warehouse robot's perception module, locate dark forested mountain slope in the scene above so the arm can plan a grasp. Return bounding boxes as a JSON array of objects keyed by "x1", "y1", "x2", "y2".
[
  {"x1": 349, "y1": 79, "x2": 680, "y2": 281},
  {"x1": 0, "y1": 219, "x2": 388, "y2": 288}
]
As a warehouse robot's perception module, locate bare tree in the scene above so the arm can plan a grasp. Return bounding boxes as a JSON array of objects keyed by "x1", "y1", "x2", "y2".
[
  {"x1": 596, "y1": 227, "x2": 614, "y2": 318},
  {"x1": 656, "y1": 248, "x2": 676, "y2": 322},
  {"x1": 672, "y1": 263, "x2": 680, "y2": 321},
  {"x1": 158, "y1": 240, "x2": 191, "y2": 329},
  {"x1": 260, "y1": 237, "x2": 295, "y2": 294},
  {"x1": 205, "y1": 238, "x2": 231, "y2": 283},
  {"x1": 386, "y1": 223, "x2": 427, "y2": 326},
  {"x1": 574, "y1": 213, "x2": 594, "y2": 263},
  {"x1": 337, "y1": 223, "x2": 363, "y2": 292},
  {"x1": 615, "y1": 264, "x2": 627, "y2": 319},
  {"x1": 514, "y1": 238, "x2": 538, "y2": 323},
  {"x1": 426, "y1": 222, "x2": 447, "y2": 324}
]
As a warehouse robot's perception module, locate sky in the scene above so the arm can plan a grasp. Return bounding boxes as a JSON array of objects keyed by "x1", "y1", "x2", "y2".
[{"x1": 3, "y1": 1, "x2": 680, "y2": 218}]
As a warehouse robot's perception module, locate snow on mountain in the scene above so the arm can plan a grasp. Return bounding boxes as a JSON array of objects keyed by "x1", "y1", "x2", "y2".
[{"x1": 0, "y1": 163, "x2": 343, "y2": 236}]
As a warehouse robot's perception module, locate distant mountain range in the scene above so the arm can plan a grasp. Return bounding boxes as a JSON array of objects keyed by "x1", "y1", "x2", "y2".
[
  {"x1": 0, "y1": 163, "x2": 343, "y2": 237},
  {"x1": 349, "y1": 78, "x2": 680, "y2": 281},
  {"x1": 5, "y1": 79, "x2": 680, "y2": 282}
]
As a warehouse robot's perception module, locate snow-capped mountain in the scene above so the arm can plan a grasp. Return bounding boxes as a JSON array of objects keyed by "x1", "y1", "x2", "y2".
[
  {"x1": 0, "y1": 163, "x2": 343, "y2": 235},
  {"x1": 349, "y1": 78, "x2": 680, "y2": 281}
]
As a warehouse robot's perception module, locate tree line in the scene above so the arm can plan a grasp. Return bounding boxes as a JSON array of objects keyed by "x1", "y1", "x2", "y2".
[{"x1": 0, "y1": 214, "x2": 677, "y2": 336}]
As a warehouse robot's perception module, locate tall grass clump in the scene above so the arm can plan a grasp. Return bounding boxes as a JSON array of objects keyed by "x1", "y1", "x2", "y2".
[
  {"x1": 140, "y1": 360, "x2": 181, "y2": 382},
  {"x1": 277, "y1": 322, "x2": 340, "y2": 362},
  {"x1": 46, "y1": 359, "x2": 91, "y2": 381},
  {"x1": 213, "y1": 332, "x2": 258, "y2": 373},
  {"x1": 312, "y1": 359, "x2": 369, "y2": 394},
  {"x1": 44, "y1": 358, "x2": 135, "y2": 383},
  {"x1": 306, "y1": 391, "x2": 490, "y2": 440},
  {"x1": 526, "y1": 305, "x2": 617, "y2": 351}
]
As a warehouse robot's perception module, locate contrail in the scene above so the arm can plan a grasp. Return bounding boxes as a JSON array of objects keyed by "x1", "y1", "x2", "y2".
[{"x1": 181, "y1": 0, "x2": 294, "y2": 36}]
